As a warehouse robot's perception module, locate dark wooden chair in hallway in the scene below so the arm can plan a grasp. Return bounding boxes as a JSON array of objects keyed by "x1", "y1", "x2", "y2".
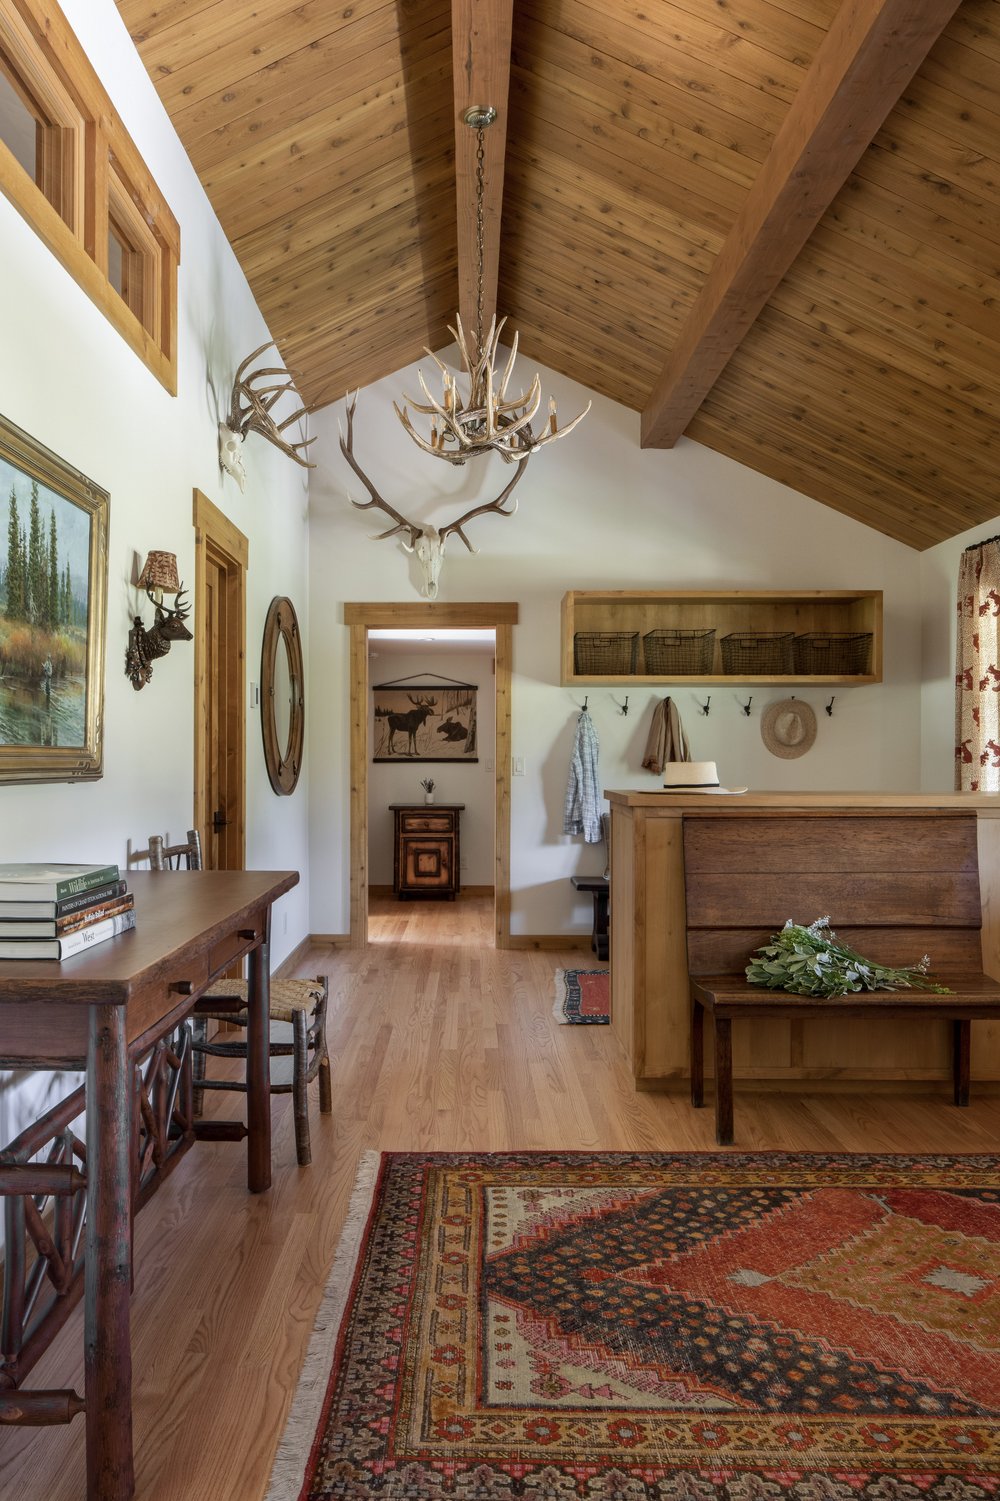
[{"x1": 138, "y1": 829, "x2": 332, "y2": 1165}]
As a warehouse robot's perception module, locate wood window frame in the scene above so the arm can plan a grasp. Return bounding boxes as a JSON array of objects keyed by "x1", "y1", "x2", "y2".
[{"x1": 0, "y1": 0, "x2": 179, "y2": 393}]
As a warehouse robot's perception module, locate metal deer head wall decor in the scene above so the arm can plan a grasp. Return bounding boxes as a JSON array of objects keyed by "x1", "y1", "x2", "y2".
[
  {"x1": 219, "y1": 341, "x2": 317, "y2": 491},
  {"x1": 340, "y1": 393, "x2": 528, "y2": 599},
  {"x1": 124, "y1": 551, "x2": 193, "y2": 691}
]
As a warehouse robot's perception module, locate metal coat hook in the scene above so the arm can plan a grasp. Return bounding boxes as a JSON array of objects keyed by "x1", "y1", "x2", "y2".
[
  {"x1": 698, "y1": 695, "x2": 711, "y2": 716},
  {"x1": 614, "y1": 695, "x2": 630, "y2": 717},
  {"x1": 826, "y1": 696, "x2": 836, "y2": 717},
  {"x1": 741, "y1": 696, "x2": 753, "y2": 717},
  {"x1": 578, "y1": 695, "x2": 589, "y2": 712}
]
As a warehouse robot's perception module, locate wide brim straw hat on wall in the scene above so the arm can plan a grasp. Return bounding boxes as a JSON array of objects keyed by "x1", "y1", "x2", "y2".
[{"x1": 760, "y1": 699, "x2": 817, "y2": 759}]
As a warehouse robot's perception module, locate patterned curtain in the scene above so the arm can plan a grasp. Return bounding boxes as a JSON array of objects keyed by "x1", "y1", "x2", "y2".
[{"x1": 955, "y1": 537, "x2": 1000, "y2": 790}]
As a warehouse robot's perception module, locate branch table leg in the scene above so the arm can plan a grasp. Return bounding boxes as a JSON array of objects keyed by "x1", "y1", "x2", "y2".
[
  {"x1": 246, "y1": 935, "x2": 272, "y2": 1193},
  {"x1": 85, "y1": 1004, "x2": 134, "y2": 1501}
]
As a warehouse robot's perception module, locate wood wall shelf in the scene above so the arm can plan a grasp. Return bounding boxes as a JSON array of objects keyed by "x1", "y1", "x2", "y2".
[{"x1": 561, "y1": 590, "x2": 883, "y2": 686}]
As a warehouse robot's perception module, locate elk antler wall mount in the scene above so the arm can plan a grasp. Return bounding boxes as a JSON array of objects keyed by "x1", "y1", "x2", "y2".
[
  {"x1": 340, "y1": 393, "x2": 528, "y2": 599},
  {"x1": 124, "y1": 550, "x2": 192, "y2": 691},
  {"x1": 219, "y1": 341, "x2": 317, "y2": 492}
]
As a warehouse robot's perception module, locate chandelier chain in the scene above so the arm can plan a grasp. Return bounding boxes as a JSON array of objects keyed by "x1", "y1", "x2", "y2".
[
  {"x1": 474, "y1": 125, "x2": 486, "y2": 357},
  {"x1": 387, "y1": 105, "x2": 590, "y2": 464}
]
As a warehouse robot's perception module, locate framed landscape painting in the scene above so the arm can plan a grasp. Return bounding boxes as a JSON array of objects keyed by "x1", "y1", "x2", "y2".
[
  {"x1": 372, "y1": 682, "x2": 478, "y2": 762},
  {"x1": 0, "y1": 414, "x2": 108, "y2": 782}
]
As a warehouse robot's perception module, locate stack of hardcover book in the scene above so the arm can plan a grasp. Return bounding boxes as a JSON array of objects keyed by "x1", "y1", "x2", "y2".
[{"x1": 0, "y1": 863, "x2": 135, "y2": 959}]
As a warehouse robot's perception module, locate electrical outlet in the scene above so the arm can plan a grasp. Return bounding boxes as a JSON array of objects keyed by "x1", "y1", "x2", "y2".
[
  {"x1": 513, "y1": 756, "x2": 525, "y2": 776},
  {"x1": 249, "y1": 680, "x2": 260, "y2": 709}
]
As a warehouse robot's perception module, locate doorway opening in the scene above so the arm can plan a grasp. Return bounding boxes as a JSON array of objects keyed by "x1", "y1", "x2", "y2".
[
  {"x1": 368, "y1": 628, "x2": 495, "y2": 944},
  {"x1": 344, "y1": 602, "x2": 518, "y2": 949}
]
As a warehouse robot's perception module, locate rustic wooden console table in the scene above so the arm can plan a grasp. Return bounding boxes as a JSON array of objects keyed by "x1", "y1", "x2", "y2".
[{"x1": 0, "y1": 867, "x2": 297, "y2": 1501}]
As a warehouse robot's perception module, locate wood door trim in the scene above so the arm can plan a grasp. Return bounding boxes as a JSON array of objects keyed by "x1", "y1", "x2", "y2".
[
  {"x1": 349, "y1": 621, "x2": 369, "y2": 946},
  {"x1": 193, "y1": 490, "x2": 249, "y2": 568},
  {"x1": 347, "y1": 601, "x2": 517, "y2": 949},
  {"x1": 193, "y1": 489, "x2": 247, "y2": 868},
  {"x1": 344, "y1": 601, "x2": 517, "y2": 627}
]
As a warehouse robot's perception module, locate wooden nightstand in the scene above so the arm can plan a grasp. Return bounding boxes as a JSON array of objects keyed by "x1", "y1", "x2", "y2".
[{"x1": 390, "y1": 804, "x2": 465, "y2": 900}]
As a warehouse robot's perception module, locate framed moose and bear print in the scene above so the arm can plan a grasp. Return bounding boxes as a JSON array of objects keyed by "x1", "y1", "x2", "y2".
[{"x1": 372, "y1": 681, "x2": 478, "y2": 763}]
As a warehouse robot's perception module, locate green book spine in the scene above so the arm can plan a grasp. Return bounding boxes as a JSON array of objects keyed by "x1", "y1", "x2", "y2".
[{"x1": 53, "y1": 865, "x2": 121, "y2": 899}]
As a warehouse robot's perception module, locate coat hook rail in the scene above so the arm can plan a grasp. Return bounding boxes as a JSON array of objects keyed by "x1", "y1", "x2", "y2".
[{"x1": 741, "y1": 696, "x2": 753, "y2": 717}]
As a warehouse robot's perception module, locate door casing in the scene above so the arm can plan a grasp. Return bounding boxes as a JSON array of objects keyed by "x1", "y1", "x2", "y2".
[
  {"x1": 193, "y1": 489, "x2": 248, "y2": 870},
  {"x1": 344, "y1": 602, "x2": 518, "y2": 948}
]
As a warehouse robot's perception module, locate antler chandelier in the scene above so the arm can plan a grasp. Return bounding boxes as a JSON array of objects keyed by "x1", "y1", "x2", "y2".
[{"x1": 395, "y1": 107, "x2": 589, "y2": 466}]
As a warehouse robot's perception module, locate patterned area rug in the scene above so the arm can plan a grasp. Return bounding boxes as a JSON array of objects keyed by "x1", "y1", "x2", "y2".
[
  {"x1": 553, "y1": 966, "x2": 609, "y2": 1024},
  {"x1": 266, "y1": 1151, "x2": 1000, "y2": 1500}
]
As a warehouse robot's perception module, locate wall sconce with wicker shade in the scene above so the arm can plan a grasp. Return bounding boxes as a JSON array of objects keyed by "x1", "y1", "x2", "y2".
[{"x1": 124, "y1": 549, "x2": 192, "y2": 691}]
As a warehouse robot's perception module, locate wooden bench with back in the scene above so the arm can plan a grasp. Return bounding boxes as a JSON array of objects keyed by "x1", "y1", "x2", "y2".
[{"x1": 684, "y1": 811, "x2": 1000, "y2": 1144}]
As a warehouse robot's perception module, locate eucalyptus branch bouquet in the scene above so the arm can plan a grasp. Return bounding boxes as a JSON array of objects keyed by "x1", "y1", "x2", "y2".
[{"x1": 745, "y1": 917, "x2": 951, "y2": 998}]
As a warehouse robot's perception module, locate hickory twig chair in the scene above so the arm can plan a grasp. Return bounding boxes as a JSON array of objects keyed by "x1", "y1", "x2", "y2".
[{"x1": 141, "y1": 830, "x2": 332, "y2": 1165}]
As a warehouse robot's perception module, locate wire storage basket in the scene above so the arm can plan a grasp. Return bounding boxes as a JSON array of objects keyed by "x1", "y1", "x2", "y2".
[
  {"x1": 573, "y1": 631, "x2": 639, "y2": 675},
  {"x1": 720, "y1": 631, "x2": 795, "y2": 675},
  {"x1": 573, "y1": 627, "x2": 633, "y2": 675},
  {"x1": 642, "y1": 628, "x2": 716, "y2": 675},
  {"x1": 793, "y1": 632, "x2": 873, "y2": 675}
]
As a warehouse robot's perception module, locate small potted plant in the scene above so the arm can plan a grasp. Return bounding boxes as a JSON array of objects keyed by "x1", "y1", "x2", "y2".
[{"x1": 420, "y1": 777, "x2": 436, "y2": 805}]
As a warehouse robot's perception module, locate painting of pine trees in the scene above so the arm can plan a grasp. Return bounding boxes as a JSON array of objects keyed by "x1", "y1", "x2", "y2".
[{"x1": 0, "y1": 417, "x2": 105, "y2": 780}]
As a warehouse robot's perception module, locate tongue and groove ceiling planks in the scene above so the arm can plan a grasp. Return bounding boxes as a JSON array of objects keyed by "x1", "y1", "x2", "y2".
[{"x1": 116, "y1": 0, "x2": 1000, "y2": 549}]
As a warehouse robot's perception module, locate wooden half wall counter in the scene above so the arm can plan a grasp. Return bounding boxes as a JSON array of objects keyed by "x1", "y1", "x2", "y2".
[{"x1": 606, "y1": 790, "x2": 1000, "y2": 1090}]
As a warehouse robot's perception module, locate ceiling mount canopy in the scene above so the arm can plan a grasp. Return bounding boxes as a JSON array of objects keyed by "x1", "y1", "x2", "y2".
[{"x1": 393, "y1": 104, "x2": 589, "y2": 466}]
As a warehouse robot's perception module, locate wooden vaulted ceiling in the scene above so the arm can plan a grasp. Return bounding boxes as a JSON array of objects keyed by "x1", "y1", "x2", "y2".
[{"x1": 114, "y1": 0, "x2": 1000, "y2": 551}]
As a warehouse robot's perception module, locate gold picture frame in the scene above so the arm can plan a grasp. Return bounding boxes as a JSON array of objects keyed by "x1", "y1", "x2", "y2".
[{"x1": 0, "y1": 413, "x2": 108, "y2": 782}]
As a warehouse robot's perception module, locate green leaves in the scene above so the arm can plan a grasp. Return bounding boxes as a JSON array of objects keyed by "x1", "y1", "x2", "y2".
[{"x1": 745, "y1": 917, "x2": 951, "y2": 997}]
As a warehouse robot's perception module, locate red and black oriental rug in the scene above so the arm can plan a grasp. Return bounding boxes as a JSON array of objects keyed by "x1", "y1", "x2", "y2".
[
  {"x1": 265, "y1": 1151, "x2": 1000, "y2": 1501},
  {"x1": 552, "y1": 967, "x2": 610, "y2": 1024}
]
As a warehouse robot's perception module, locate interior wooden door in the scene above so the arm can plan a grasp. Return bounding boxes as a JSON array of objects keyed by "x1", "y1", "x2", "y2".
[{"x1": 193, "y1": 490, "x2": 247, "y2": 871}]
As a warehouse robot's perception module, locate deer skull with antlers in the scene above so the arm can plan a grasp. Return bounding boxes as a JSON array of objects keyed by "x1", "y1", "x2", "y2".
[
  {"x1": 220, "y1": 341, "x2": 317, "y2": 492},
  {"x1": 340, "y1": 392, "x2": 528, "y2": 599}
]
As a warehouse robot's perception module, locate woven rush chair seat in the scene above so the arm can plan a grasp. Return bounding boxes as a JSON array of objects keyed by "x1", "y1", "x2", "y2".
[
  {"x1": 192, "y1": 970, "x2": 331, "y2": 1168},
  {"x1": 197, "y1": 976, "x2": 326, "y2": 1025},
  {"x1": 138, "y1": 828, "x2": 331, "y2": 1165}
]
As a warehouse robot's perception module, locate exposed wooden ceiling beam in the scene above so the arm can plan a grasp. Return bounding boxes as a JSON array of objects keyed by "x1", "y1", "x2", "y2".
[
  {"x1": 452, "y1": 0, "x2": 513, "y2": 349},
  {"x1": 640, "y1": 0, "x2": 964, "y2": 450}
]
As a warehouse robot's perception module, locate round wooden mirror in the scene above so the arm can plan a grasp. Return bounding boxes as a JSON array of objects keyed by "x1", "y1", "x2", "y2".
[{"x1": 261, "y1": 596, "x2": 304, "y2": 795}]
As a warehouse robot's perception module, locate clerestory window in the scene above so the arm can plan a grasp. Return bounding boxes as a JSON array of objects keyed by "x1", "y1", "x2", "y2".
[{"x1": 0, "y1": 0, "x2": 179, "y2": 392}]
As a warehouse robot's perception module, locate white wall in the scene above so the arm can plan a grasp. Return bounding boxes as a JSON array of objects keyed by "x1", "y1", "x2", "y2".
[
  {"x1": 307, "y1": 351, "x2": 925, "y2": 940},
  {"x1": 919, "y1": 513, "x2": 1000, "y2": 790},
  {"x1": 0, "y1": 0, "x2": 312, "y2": 1143},
  {"x1": 367, "y1": 647, "x2": 496, "y2": 886}
]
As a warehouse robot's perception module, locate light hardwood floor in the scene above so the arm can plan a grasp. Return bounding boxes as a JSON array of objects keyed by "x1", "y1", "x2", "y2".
[{"x1": 3, "y1": 894, "x2": 999, "y2": 1500}]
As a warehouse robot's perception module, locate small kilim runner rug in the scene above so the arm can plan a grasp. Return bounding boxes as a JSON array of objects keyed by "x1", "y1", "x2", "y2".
[
  {"x1": 553, "y1": 966, "x2": 609, "y2": 1024},
  {"x1": 265, "y1": 1150, "x2": 1000, "y2": 1501}
]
